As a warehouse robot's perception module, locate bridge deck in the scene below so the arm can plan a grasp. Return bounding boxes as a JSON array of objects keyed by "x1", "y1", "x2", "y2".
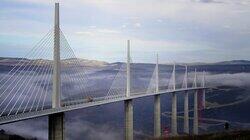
[{"x1": 0, "y1": 87, "x2": 208, "y2": 125}]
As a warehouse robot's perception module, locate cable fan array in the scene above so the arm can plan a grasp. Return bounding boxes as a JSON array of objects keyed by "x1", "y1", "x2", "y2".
[
  {"x1": 60, "y1": 30, "x2": 92, "y2": 105},
  {"x1": 106, "y1": 56, "x2": 205, "y2": 100},
  {"x1": 0, "y1": 28, "x2": 95, "y2": 116},
  {"x1": 106, "y1": 63, "x2": 127, "y2": 100},
  {"x1": 0, "y1": 29, "x2": 54, "y2": 116},
  {"x1": 106, "y1": 56, "x2": 157, "y2": 99}
]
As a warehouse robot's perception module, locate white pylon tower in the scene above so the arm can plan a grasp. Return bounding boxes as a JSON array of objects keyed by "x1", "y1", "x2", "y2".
[
  {"x1": 202, "y1": 71, "x2": 206, "y2": 109},
  {"x1": 52, "y1": 2, "x2": 61, "y2": 108},
  {"x1": 194, "y1": 68, "x2": 197, "y2": 88},
  {"x1": 184, "y1": 65, "x2": 188, "y2": 89},
  {"x1": 173, "y1": 63, "x2": 176, "y2": 90},
  {"x1": 49, "y1": 3, "x2": 64, "y2": 140},
  {"x1": 126, "y1": 40, "x2": 131, "y2": 98},
  {"x1": 171, "y1": 63, "x2": 177, "y2": 135},
  {"x1": 183, "y1": 65, "x2": 189, "y2": 134},
  {"x1": 155, "y1": 54, "x2": 159, "y2": 94}
]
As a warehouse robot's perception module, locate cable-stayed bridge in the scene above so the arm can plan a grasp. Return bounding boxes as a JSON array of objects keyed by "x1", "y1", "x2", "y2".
[{"x1": 0, "y1": 3, "x2": 212, "y2": 140}]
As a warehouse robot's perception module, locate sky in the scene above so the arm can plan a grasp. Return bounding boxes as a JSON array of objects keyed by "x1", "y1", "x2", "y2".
[{"x1": 1, "y1": 0, "x2": 250, "y2": 63}]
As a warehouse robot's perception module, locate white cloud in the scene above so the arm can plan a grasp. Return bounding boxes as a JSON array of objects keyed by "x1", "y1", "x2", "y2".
[
  {"x1": 75, "y1": 31, "x2": 95, "y2": 36},
  {"x1": 157, "y1": 19, "x2": 163, "y2": 23},
  {"x1": 89, "y1": 26, "x2": 97, "y2": 29},
  {"x1": 49, "y1": 0, "x2": 250, "y2": 36},
  {"x1": 206, "y1": 72, "x2": 250, "y2": 87},
  {"x1": 66, "y1": 117, "x2": 122, "y2": 140},
  {"x1": 97, "y1": 29, "x2": 120, "y2": 34},
  {"x1": 134, "y1": 23, "x2": 141, "y2": 28},
  {"x1": 9, "y1": 0, "x2": 250, "y2": 25},
  {"x1": 75, "y1": 28, "x2": 120, "y2": 37},
  {"x1": 223, "y1": 25, "x2": 231, "y2": 29},
  {"x1": 121, "y1": 24, "x2": 127, "y2": 28}
]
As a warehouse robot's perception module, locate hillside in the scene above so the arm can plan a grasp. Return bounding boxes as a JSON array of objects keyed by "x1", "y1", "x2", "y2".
[
  {"x1": 155, "y1": 130, "x2": 250, "y2": 140},
  {"x1": 1, "y1": 57, "x2": 250, "y2": 67},
  {"x1": 0, "y1": 129, "x2": 36, "y2": 140},
  {"x1": 0, "y1": 57, "x2": 109, "y2": 68}
]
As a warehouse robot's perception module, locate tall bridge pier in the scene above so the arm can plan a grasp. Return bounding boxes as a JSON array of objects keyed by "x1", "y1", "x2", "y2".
[
  {"x1": 183, "y1": 65, "x2": 189, "y2": 134},
  {"x1": 49, "y1": 113, "x2": 65, "y2": 140},
  {"x1": 193, "y1": 90, "x2": 198, "y2": 135},
  {"x1": 184, "y1": 91, "x2": 189, "y2": 134},
  {"x1": 171, "y1": 64, "x2": 178, "y2": 136},
  {"x1": 171, "y1": 92, "x2": 177, "y2": 135},
  {"x1": 154, "y1": 54, "x2": 161, "y2": 137},
  {"x1": 193, "y1": 69, "x2": 198, "y2": 135},
  {"x1": 125, "y1": 99, "x2": 133, "y2": 140},
  {"x1": 49, "y1": 3, "x2": 64, "y2": 140},
  {"x1": 154, "y1": 95, "x2": 161, "y2": 137}
]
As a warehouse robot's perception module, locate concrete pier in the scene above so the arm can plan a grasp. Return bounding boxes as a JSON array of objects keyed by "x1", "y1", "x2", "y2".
[
  {"x1": 184, "y1": 91, "x2": 189, "y2": 134},
  {"x1": 154, "y1": 95, "x2": 161, "y2": 137},
  {"x1": 183, "y1": 65, "x2": 189, "y2": 134},
  {"x1": 125, "y1": 99, "x2": 133, "y2": 140},
  {"x1": 193, "y1": 90, "x2": 198, "y2": 135},
  {"x1": 154, "y1": 53, "x2": 161, "y2": 137},
  {"x1": 202, "y1": 90, "x2": 205, "y2": 109},
  {"x1": 171, "y1": 63, "x2": 177, "y2": 136},
  {"x1": 49, "y1": 113, "x2": 65, "y2": 140},
  {"x1": 171, "y1": 92, "x2": 177, "y2": 135}
]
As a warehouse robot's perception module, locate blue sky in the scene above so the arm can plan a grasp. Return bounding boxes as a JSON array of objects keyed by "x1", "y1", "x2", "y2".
[{"x1": 1, "y1": 0, "x2": 250, "y2": 63}]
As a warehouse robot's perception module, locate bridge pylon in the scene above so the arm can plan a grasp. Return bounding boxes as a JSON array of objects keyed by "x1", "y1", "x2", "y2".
[
  {"x1": 49, "y1": 3, "x2": 64, "y2": 140},
  {"x1": 52, "y1": 2, "x2": 61, "y2": 109},
  {"x1": 202, "y1": 71, "x2": 206, "y2": 109}
]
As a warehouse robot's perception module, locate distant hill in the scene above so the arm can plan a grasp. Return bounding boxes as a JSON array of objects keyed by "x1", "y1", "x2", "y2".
[
  {"x1": 61, "y1": 58, "x2": 108, "y2": 67},
  {"x1": 214, "y1": 60, "x2": 250, "y2": 65},
  {"x1": 0, "y1": 57, "x2": 109, "y2": 68},
  {"x1": 110, "y1": 60, "x2": 250, "y2": 66},
  {"x1": 156, "y1": 130, "x2": 250, "y2": 140},
  {"x1": 0, "y1": 57, "x2": 250, "y2": 67},
  {"x1": 0, "y1": 129, "x2": 36, "y2": 140},
  {"x1": 179, "y1": 60, "x2": 250, "y2": 66}
]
